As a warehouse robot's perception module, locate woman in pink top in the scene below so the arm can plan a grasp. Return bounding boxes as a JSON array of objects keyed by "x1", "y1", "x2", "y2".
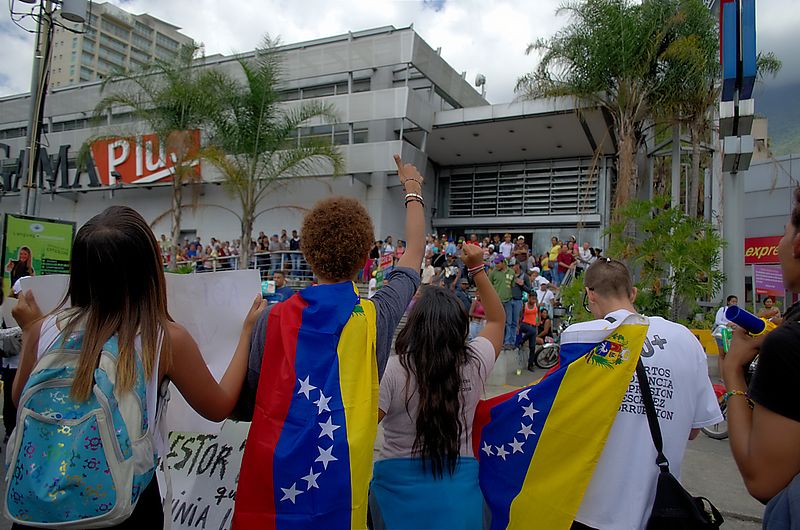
[
  {"x1": 371, "y1": 244, "x2": 504, "y2": 529},
  {"x1": 469, "y1": 294, "x2": 486, "y2": 339}
]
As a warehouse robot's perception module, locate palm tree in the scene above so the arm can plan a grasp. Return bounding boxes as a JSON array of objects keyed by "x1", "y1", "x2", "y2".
[
  {"x1": 653, "y1": 0, "x2": 719, "y2": 218},
  {"x1": 91, "y1": 44, "x2": 224, "y2": 267},
  {"x1": 516, "y1": 0, "x2": 686, "y2": 214},
  {"x1": 204, "y1": 39, "x2": 343, "y2": 269}
]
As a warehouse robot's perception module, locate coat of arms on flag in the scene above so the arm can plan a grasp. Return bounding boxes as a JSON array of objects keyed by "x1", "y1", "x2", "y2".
[{"x1": 473, "y1": 313, "x2": 649, "y2": 530}]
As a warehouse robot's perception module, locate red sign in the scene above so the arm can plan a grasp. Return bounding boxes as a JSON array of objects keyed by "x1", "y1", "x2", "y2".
[
  {"x1": 90, "y1": 130, "x2": 201, "y2": 186},
  {"x1": 744, "y1": 236, "x2": 781, "y2": 265},
  {"x1": 379, "y1": 254, "x2": 394, "y2": 270}
]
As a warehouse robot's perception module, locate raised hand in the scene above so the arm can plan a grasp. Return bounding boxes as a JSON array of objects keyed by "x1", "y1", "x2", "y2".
[{"x1": 393, "y1": 154, "x2": 424, "y2": 194}]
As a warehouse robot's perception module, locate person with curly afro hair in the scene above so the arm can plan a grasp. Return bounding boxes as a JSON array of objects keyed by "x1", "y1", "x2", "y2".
[{"x1": 232, "y1": 155, "x2": 426, "y2": 529}]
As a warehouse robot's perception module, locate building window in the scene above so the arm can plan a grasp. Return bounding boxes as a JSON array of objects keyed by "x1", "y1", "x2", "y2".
[
  {"x1": 72, "y1": 37, "x2": 77, "y2": 49},
  {"x1": 101, "y1": 19, "x2": 130, "y2": 40},
  {"x1": 133, "y1": 34, "x2": 151, "y2": 50},
  {"x1": 134, "y1": 21, "x2": 153, "y2": 36},
  {"x1": 81, "y1": 51, "x2": 94, "y2": 66},
  {"x1": 156, "y1": 33, "x2": 179, "y2": 50}
]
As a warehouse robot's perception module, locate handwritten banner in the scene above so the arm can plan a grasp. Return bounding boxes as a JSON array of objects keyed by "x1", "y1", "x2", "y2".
[{"x1": 163, "y1": 421, "x2": 251, "y2": 530}]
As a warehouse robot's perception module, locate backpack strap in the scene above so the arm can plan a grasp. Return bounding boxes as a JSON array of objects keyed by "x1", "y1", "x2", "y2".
[
  {"x1": 635, "y1": 359, "x2": 671, "y2": 472},
  {"x1": 156, "y1": 379, "x2": 172, "y2": 530},
  {"x1": 604, "y1": 315, "x2": 670, "y2": 472}
]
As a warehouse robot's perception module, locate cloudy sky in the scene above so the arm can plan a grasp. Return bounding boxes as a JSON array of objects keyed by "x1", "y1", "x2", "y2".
[{"x1": 1, "y1": 0, "x2": 798, "y2": 103}]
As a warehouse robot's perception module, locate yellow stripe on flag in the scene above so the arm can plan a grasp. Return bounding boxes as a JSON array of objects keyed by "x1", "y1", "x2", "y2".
[
  {"x1": 507, "y1": 322, "x2": 648, "y2": 529},
  {"x1": 336, "y1": 294, "x2": 379, "y2": 529}
]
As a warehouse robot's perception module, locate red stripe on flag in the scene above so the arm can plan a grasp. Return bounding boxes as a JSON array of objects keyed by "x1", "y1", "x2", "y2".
[
  {"x1": 472, "y1": 388, "x2": 521, "y2": 459},
  {"x1": 233, "y1": 294, "x2": 307, "y2": 530}
]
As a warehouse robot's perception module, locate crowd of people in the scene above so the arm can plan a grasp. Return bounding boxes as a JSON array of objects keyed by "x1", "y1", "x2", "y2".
[
  {"x1": 2, "y1": 153, "x2": 799, "y2": 530},
  {"x1": 160, "y1": 228, "x2": 308, "y2": 277}
]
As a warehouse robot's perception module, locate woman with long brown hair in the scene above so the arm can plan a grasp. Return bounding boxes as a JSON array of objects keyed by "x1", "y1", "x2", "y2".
[
  {"x1": 9, "y1": 205, "x2": 264, "y2": 529},
  {"x1": 370, "y1": 243, "x2": 504, "y2": 529}
]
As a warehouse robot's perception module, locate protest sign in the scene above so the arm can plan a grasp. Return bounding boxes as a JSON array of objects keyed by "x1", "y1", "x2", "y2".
[
  {"x1": 165, "y1": 270, "x2": 261, "y2": 433},
  {"x1": 162, "y1": 421, "x2": 250, "y2": 530},
  {"x1": 1, "y1": 213, "x2": 74, "y2": 296},
  {"x1": 19, "y1": 269, "x2": 261, "y2": 434}
]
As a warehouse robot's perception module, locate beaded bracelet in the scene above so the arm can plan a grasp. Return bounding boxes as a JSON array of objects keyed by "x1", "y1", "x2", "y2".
[
  {"x1": 404, "y1": 193, "x2": 424, "y2": 208},
  {"x1": 467, "y1": 265, "x2": 485, "y2": 279},
  {"x1": 722, "y1": 390, "x2": 754, "y2": 409}
]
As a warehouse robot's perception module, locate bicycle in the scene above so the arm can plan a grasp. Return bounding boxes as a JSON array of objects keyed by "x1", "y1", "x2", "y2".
[
  {"x1": 701, "y1": 358, "x2": 758, "y2": 440},
  {"x1": 533, "y1": 304, "x2": 573, "y2": 370}
]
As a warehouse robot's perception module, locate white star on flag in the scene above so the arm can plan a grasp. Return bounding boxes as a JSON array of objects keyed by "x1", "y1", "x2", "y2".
[
  {"x1": 509, "y1": 438, "x2": 525, "y2": 454},
  {"x1": 318, "y1": 417, "x2": 341, "y2": 440},
  {"x1": 518, "y1": 423, "x2": 535, "y2": 439},
  {"x1": 517, "y1": 388, "x2": 531, "y2": 402},
  {"x1": 522, "y1": 403, "x2": 539, "y2": 420},
  {"x1": 481, "y1": 442, "x2": 494, "y2": 456},
  {"x1": 314, "y1": 392, "x2": 332, "y2": 414},
  {"x1": 281, "y1": 483, "x2": 303, "y2": 503},
  {"x1": 495, "y1": 444, "x2": 509, "y2": 460},
  {"x1": 315, "y1": 445, "x2": 338, "y2": 469},
  {"x1": 301, "y1": 467, "x2": 321, "y2": 490},
  {"x1": 297, "y1": 376, "x2": 316, "y2": 399}
]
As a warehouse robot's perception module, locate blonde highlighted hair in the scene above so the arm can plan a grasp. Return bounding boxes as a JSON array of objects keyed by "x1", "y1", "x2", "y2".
[{"x1": 62, "y1": 206, "x2": 172, "y2": 401}]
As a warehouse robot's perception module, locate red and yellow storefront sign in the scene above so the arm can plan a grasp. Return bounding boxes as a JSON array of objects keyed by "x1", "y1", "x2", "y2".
[{"x1": 744, "y1": 236, "x2": 781, "y2": 265}]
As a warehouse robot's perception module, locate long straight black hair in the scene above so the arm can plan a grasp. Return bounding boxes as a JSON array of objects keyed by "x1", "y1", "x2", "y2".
[{"x1": 395, "y1": 285, "x2": 478, "y2": 478}]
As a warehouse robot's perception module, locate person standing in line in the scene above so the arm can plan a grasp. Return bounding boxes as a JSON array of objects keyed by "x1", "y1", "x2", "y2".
[
  {"x1": 421, "y1": 257, "x2": 436, "y2": 286},
  {"x1": 508, "y1": 258, "x2": 532, "y2": 348},
  {"x1": 455, "y1": 278, "x2": 472, "y2": 312},
  {"x1": 517, "y1": 296, "x2": 539, "y2": 371},
  {"x1": 499, "y1": 233, "x2": 514, "y2": 260},
  {"x1": 548, "y1": 237, "x2": 562, "y2": 286},
  {"x1": 488, "y1": 256, "x2": 515, "y2": 350},
  {"x1": 756, "y1": 296, "x2": 781, "y2": 322},
  {"x1": 577, "y1": 242, "x2": 592, "y2": 277},
  {"x1": 712, "y1": 294, "x2": 738, "y2": 355},
  {"x1": 536, "y1": 282, "x2": 555, "y2": 318},
  {"x1": 289, "y1": 230, "x2": 302, "y2": 278},
  {"x1": 571, "y1": 258, "x2": 721, "y2": 530},
  {"x1": 722, "y1": 189, "x2": 800, "y2": 521},
  {"x1": 8, "y1": 206, "x2": 266, "y2": 529},
  {"x1": 268, "y1": 234, "x2": 282, "y2": 275},
  {"x1": 370, "y1": 243, "x2": 504, "y2": 530},
  {"x1": 232, "y1": 155, "x2": 426, "y2": 528}
]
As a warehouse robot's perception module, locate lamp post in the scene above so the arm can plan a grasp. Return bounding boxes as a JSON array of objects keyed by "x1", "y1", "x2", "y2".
[{"x1": 10, "y1": 0, "x2": 90, "y2": 216}]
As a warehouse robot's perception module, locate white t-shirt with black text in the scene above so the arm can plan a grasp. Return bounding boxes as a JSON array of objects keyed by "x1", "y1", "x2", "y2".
[{"x1": 574, "y1": 309, "x2": 722, "y2": 530}]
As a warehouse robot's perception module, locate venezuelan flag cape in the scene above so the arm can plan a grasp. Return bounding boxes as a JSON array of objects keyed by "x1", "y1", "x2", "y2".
[
  {"x1": 473, "y1": 313, "x2": 649, "y2": 530},
  {"x1": 233, "y1": 282, "x2": 378, "y2": 530}
]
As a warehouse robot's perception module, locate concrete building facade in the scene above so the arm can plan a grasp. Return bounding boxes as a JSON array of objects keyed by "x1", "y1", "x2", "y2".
[
  {"x1": 49, "y1": 2, "x2": 194, "y2": 89},
  {"x1": 0, "y1": 26, "x2": 616, "y2": 253}
]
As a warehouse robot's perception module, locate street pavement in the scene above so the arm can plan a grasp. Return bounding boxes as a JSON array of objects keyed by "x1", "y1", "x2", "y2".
[{"x1": 0, "y1": 351, "x2": 764, "y2": 529}]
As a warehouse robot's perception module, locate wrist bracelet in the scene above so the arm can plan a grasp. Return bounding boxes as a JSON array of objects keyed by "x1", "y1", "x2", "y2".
[
  {"x1": 405, "y1": 197, "x2": 424, "y2": 208},
  {"x1": 722, "y1": 390, "x2": 754, "y2": 409},
  {"x1": 467, "y1": 265, "x2": 484, "y2": 274},
  {"x1": 468, "y1": 267, "x2": 486, "y2": 279},
  {"x1": 405, "y1": 192, "x2": 424, "y2": 202}
]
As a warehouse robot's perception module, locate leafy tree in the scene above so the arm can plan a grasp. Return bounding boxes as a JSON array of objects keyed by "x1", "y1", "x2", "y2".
[
  {"x1": 204, "y1": 39, "x2": 343, "y2": 268},
  {"x1": 517, "y1": 0, "x2": 682, "y2": 214},
  {"x1": 91, "y1": 44, "x2": 224, "y2": 267},
  {"x1": 653, "y1": 0, "x2": 719, "y2": 219},
  {"x1": 606, "y1": 196, "x2": 725, "y2": 321}
]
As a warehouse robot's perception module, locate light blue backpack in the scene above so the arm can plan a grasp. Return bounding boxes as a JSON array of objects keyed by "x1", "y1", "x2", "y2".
[{"x1": 3, "y1": 326, "x2": 168, "y2": 528}]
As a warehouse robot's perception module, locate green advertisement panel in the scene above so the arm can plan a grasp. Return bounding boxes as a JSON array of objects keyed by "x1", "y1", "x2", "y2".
[{"x1": 2, "y1": 214, "x2": 75, "y2": 296}]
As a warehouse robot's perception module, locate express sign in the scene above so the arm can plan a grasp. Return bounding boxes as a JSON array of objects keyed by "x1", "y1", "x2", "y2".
[
  {"x1": 744, "y1": 236, "x2": 781, "y2": 265},
  {"x1": 90, "y1": 131, "x2": 201, "y2": 186}
]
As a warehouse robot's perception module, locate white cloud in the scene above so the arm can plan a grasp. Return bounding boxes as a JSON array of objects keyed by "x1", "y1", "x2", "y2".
[{"x1": 1, "y1": 0, "x2": 798, "y2": 101}]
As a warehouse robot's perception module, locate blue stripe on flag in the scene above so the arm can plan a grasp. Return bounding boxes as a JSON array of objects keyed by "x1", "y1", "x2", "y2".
[
  {"x1": 272, "y1": 282, "x2": 358, "y2": 530},
  {"x1": 479, "y1": 340, "x2": 604, "y2": 530}
]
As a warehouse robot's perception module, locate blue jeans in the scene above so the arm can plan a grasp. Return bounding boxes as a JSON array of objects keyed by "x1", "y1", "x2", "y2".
[
  {"x1": 291, "y1": 253, "x2": 302, "y2": 277},
  {"x1": 504, "y1": 300, "x2": 522, "y2": 345},
  {"x1": 551, "y1": 267, "x2": 561, "y2": 286}
]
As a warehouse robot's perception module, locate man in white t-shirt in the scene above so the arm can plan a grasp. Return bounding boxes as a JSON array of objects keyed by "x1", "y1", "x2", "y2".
[
  {"x1": 535, "y1": 282, "x2": 555, "y2": 314},
  {"x1": 571, "y1": 258, "x2": 722, "y2": 530},
  {"x1": 499, "y1": 233, "x2": 514, "y2": 259}
]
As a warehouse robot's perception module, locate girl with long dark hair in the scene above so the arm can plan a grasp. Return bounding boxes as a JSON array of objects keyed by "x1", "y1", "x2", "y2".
[
  {"x1": 370, "y1": 243, "x2": 504, "y2": 529},
  {"x1": 8, "y1": 205, "x2": 265, "y2": 529}
]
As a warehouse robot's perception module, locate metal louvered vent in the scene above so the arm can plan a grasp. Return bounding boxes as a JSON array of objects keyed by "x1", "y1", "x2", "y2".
[{"x1": 446, "y1": 160, "x2": 599, "y2": 217}]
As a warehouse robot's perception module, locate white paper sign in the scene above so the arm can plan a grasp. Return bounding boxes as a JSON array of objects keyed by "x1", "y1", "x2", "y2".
[
  {"x1": 2, "y1": 299, "x2": 18, "y2": 328},
  {"x1": 164, "y1": 270, "x2": 261, "y2": 434},
  {"x1": 19, "y1": 274, "x2": 70, "y2": 314},
  {"x1": 163, "y1": 421, "x2": 250, "y2": 530},
  {"x1": 19, "y1": 270, "x2": 262, "y2": 434}
]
